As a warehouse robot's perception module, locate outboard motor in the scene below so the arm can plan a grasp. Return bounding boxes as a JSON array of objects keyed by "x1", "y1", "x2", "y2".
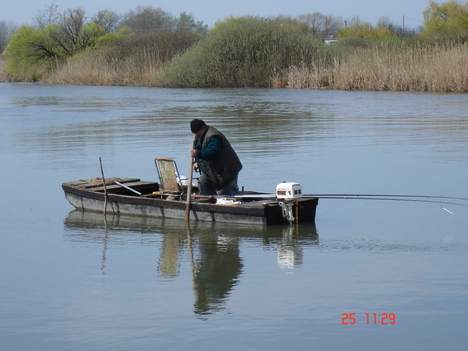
[{"x1": 276, "y1": 182, "x2": 302, "y2": 222}]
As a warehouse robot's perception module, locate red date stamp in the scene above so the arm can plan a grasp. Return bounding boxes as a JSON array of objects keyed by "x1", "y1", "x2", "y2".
[{"x1": 342, "y1": 313, "x2": 396, "y2": 324}]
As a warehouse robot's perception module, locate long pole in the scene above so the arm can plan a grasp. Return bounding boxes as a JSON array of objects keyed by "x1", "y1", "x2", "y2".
[
  {"x1": 304, "y1": 196, "x2": 468, "y2": 207},
  {"x1": 234, "y1": 193, "x2": 468, "y2": 202},
  {"x1": 233, "y1": 193, "x2": 468, "y2": 207},
  {"x1": 185, "y1": 140, "x2": 195, "y2": 221},
  {"x1": 99, "y1": 157, "x2": 108, "y2": 215},
  {"x1": 303, "y1": 193, "x2": 468, "y2": 201}
]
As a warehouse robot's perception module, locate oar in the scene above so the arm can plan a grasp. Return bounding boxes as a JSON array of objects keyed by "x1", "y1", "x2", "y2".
[
  {"x1": 185, "y1": 140, "x2": 195, "y2": 221},
  {"x1": 115, "y1": 181, "x2": 142, "y2": 195}
]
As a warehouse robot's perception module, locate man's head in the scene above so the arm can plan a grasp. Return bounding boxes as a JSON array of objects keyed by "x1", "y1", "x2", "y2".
[{"x1": 190, "y1": 119, "x2": 206, "y2": 134}]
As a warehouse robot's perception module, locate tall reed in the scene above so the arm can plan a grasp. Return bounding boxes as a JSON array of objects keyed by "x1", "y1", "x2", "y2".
[
  {"x1": 43, "y1": 47, "x2": 165, "y2": 86},
  {"x1": 276, "y1": 43, "x2": 468, "y2": 92},
  {"x1": 39, "y1": 32, "x2": 201, "y2": 86},
  {"x1": 0, "y1": 55, "x2": 11, "y2": 82}
]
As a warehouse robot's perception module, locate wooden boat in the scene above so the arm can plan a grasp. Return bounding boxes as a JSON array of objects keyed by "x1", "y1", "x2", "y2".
[{"x1": 62, "y1": 177, "x2": 318, "y2": 226}]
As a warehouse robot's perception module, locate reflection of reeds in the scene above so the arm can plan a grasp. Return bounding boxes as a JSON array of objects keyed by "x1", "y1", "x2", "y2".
[
  {"x1": 274, "y1": 44, "x2": 468, "y2": 92},
  {"x1": 43, "y1": 48, "x2": 165, "y2": 86}
]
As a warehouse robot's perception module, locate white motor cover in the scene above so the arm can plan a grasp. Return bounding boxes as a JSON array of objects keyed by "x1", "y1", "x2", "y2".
[{"x1": 276, "y1": 182, "x2": 302, "y2": 201}]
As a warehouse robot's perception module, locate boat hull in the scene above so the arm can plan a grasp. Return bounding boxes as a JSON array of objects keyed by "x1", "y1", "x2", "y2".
[{"x1": 62, "y1": 179, "x2": 318, "y2": 225}]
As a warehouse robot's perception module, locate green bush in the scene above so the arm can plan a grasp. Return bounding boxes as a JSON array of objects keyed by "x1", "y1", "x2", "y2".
[
  {"x1": 156, "y1": 17, "x2": 325, "y2": 88},
  {"x1": 5, "y1": 26, "x2": 51, "y2": 81},
  {"x1": 421, "y1": 0, "x2": 468, "y2": 40},
  {"x1": 336, "y1": 37, "x2": 370, "y2": 48},
  {"x1": 6, "y1": 24, "x2": 133, "y2": 81}
]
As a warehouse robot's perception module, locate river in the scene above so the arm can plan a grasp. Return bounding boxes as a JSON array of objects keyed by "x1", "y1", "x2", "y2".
[{"x1": 1, "y1": 83, "x2": 468, "y2": 350}]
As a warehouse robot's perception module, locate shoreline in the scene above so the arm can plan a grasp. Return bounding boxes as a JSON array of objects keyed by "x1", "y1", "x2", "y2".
[{"x1": 2, "y1": 45, "x2": 468, "y2": 93}]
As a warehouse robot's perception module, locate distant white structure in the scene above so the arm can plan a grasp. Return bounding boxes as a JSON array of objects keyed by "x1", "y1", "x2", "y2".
[
  {"x1": 323, "y1": 35, "x2": 338, "y2": 45},
  {"x1": 324, "y1": 38, "x2": 338, "y2": 45}
]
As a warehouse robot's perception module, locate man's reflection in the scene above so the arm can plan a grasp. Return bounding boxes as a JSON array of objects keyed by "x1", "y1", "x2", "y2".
[
  {"x1": 157, "y1": 231, "x2": 243, "y2": 315},
  {"x1": 192, "y1": 235, "x2": 243, "y2": 315}
]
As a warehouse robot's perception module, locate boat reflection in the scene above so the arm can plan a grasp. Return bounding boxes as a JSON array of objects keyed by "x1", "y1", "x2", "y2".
[{"x1": 64, "y1": 210, "x2": 318, "y2": 316}]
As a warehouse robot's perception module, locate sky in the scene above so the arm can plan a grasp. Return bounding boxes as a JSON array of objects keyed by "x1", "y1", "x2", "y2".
[{"x1": 3, "y1": 0, "x2": 430, "y2": 29}]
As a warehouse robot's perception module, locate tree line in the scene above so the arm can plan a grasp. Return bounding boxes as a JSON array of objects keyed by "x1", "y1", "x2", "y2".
[
  {"x1": 0, "y1": 3, "x2": 419, "y2": 54},
  {"x1": 3, "y1": 1, "x2": 468, "y2": 53},
  {"x1": 2, "y1": 1, "x2": 468, "y2": 85},
  {"x1": 0, "y1": 4, "x2": 208, "y2": 54}
]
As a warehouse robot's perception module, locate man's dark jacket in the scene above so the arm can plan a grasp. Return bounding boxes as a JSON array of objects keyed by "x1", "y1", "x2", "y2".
[{"x1": 195, "y1": 126, "x2": 242, "y2": 189}]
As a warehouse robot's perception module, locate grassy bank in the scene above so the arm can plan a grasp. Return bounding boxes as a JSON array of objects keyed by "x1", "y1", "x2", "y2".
[
  {"x1": 43, "y1": 42, "x2": 468, "y2": 92},
  {"x1": 5, "y1": 37, "x2": 468, "y2": 92},
  {"x1": 275, "y1": 44, "x2": 468, "y2": 92}
]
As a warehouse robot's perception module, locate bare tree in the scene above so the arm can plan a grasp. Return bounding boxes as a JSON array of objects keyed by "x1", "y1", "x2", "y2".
[
  {"x1": 376, "y1": 16, "x2": 393, "y2": 29},
  {"x1": 271, "y1": 15, "x2": 300, "y2": 26},
  {"x1": 377, "y1": 15, "x2": 422, "y2": 39},
  {"x1": 33, "y1": 2, "x2": 60, "y2": 28},
  {"x1": 91, "y1": 9, "x2": 120, "y2": 33},
  {"x1": 347, "y1": 15, "x2": 366, "y2": 28},
  {"x1": 0, "y1": 21, "x2": 18, "y2": 52},
  {"x1": 322, "y1": 15, "x2": 343, "y2": 37},
  {"x1": 298, "y1": 13, "x2": 324, "y2": 34},
  {"x1": 120, "y1": 6, "x2": 175, "y2": 33},
  {"x1": 59, "y1": 8, "x2": 87, "y2": 51},
  {"x1": 40, "y1": 7, "x2": 91, "y2": 57},
  {"x1": 297, "y1": 12, "x2": 343, "y2": 37}
]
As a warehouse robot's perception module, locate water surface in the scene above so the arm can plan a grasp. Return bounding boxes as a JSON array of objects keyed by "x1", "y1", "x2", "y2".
[{"x1": 1, "y1": 83, "x2": 468, "y2": 350}]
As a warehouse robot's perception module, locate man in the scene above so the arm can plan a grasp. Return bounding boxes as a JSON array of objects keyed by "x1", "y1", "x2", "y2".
[{"x1": 189, "y1": 119, "x2": 242, "y2": 196}]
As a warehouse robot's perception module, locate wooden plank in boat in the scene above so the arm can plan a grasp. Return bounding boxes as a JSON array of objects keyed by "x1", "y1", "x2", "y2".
[{"x1": 92, "y1": 180, "x2": 156, "y2": 192}]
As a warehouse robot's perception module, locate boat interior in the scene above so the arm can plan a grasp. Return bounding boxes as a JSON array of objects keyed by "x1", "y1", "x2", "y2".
[{"x1": 68, "y1": 158, "x2": 276, "y2": 204}]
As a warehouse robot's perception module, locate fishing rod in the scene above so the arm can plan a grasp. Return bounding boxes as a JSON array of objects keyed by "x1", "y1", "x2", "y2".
[
  {"x1": 303, "y1": 193, "x2": 468, "y2": 202},
  {"x1": 235, "y1": 192, "x2": 468, "y2": 202},
  {"x1": 302, "y1": 195, "x2": 468, "y2": 208},
  {"x1": 233, "y1": 193, "x2": 468, "y2": 207}
]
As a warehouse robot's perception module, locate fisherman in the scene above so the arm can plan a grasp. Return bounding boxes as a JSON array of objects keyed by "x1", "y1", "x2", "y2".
[{"x1": 189, "y1": 119, "x2": 242, "y2": 196}]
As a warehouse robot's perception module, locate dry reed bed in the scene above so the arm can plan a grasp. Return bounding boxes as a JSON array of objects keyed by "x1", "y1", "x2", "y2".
[
  {"x1": 6, "y1": 44, "x2": 468, "y2": 92},
  {"x1": 279, "y1": 45, "x2": 468, "y2": 92},
  {"x1": 43, "y1": 49, "x2": 164, "y2": 86},
  {"x1": 0, "y1": 55, "x2": 10, "y2": 82}
]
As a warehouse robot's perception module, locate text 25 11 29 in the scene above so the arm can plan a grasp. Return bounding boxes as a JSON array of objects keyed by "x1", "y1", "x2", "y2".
[{"x1": 342, "y1": 313, "x2": 396, "y2": 324}]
